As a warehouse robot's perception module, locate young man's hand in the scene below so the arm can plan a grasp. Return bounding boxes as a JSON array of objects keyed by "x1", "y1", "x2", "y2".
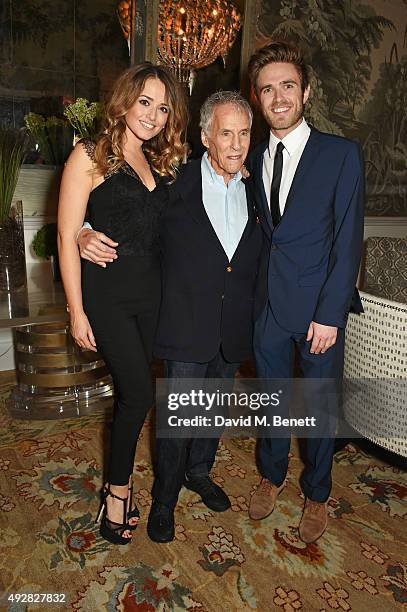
[
  {"x1": 77, "y1": 229, "x2": 118, "y2": 267},
  {"x1": 306, "y1": 322, "x2": 338, "y2": 354}
]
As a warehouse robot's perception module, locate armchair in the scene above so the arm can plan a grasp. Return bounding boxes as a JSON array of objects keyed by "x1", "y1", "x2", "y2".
[{"x1": 343, "y1": 237, "x2": 407, "y2": 457}]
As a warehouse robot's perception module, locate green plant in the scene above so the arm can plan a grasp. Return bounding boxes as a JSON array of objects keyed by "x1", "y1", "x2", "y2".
[
  {"x1": 64, "y1": 98, "x2": 103, "y2": 140},
  {"x1": 0, "y1": 127, "x2": 27, "y2": 223},
  {"x1": 24, "y1": 112, "x2": 72, "y2": 165},
  {"x1": 32, "y1": 223, "x2": 58, "y2": 258}
]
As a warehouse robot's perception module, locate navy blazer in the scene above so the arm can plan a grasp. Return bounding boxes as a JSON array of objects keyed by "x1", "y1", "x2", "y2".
[
  {"x1": 248, "y1": 127, "x2": 365, "y2": 332},
  {"x1": 154, "y1": 158, "x2": 263, "y2": 362}
]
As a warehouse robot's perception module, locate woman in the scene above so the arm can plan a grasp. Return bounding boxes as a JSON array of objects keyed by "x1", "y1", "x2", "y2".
[{"x1": 58, "y1": 63, "x2": 187, "y2": 545}]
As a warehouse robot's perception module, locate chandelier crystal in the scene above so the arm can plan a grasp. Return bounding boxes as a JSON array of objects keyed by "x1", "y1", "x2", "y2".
[
  {"x1": 117, "y1": 1, "x2": 242, "y2": 91},
  {"x1": 117, "y1": 1, "x2": 132, "y2": 50},
  {"x1": 158, "y1": 1, "x2": 241, "y2": 86}
]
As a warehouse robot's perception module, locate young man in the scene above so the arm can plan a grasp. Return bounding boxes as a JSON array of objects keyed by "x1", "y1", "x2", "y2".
[
  {"x1": 247, "y1": 41, "x2": 364, "y2": 543},
  {"x1": 77, "y1": 91, "x2": 262, "y2": 543}
]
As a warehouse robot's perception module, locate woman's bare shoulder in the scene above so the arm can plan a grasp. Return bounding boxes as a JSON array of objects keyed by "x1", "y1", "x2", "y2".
[{"x1": 64, "y1": 141, "x2": 96, "y2": 173}]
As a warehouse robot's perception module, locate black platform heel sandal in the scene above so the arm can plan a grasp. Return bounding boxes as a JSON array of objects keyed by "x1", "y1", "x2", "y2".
[
  {"x1": 95, "y1": 486, "x2": 132, "y2": 545},
  {"x1": 127, "y1": 481, "x2": 140, "y2": 531}
]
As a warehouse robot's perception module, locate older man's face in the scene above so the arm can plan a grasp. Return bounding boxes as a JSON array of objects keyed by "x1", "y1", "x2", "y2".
[{"x1": 201, "y1": 103, "x2": 251, "y2": 183}]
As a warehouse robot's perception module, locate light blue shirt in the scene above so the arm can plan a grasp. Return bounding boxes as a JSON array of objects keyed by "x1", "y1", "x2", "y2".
[{"x1": 201, "y1": 152, "x2": 248, "y2": 262}]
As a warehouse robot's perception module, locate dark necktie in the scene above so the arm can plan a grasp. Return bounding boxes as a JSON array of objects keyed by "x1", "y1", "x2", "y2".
[{"x1": 270, "y1": 141, "x2": 284, "y2": 227}]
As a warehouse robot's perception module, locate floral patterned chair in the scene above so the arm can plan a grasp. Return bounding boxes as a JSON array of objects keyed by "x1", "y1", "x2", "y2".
[{"x1": 344, "y1": 237, "x2": 407, "y2": 457}]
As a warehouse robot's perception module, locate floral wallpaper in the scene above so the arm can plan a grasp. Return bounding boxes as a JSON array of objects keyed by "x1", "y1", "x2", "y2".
[{"x1": 255, "y1": 0, "x2": 407, "y2": 216}]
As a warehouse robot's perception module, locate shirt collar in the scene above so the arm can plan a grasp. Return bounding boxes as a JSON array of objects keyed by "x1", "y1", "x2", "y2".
[
  {"x1": 267, "y1": 118, "x2": 310, "y2": 158},
  {"x1": 202, "y1": 151, "x2": 242, "y2": 185}
]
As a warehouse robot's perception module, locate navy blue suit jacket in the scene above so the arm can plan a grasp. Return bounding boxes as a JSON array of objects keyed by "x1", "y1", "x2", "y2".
[
  {"x1": 249, "y1": 127, "x2": 365, "y2": 333},
  {"x1": 154, "y1": 158, "x2": 263, "y2": 362}
]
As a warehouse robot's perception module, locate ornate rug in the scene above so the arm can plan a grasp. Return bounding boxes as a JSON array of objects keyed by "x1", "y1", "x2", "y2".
[{"x1": 0, "y1": 377, "x2": 406, "y2": 611}]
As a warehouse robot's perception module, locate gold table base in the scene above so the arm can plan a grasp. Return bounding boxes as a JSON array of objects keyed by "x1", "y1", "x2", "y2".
[{"x1": 9, "y1": 322, "x2": 114, "y2": 420}]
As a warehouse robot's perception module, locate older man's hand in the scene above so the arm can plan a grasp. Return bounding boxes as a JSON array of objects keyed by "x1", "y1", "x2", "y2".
[{"x1": 77, "y1": 229, "x2": 118, "y2": 267}]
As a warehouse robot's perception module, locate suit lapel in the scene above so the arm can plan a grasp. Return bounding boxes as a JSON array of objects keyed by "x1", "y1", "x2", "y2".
[
  {"x1": 282, "y1": 127, "x2": 321, "y2": 216},
  {"x1": 252, "y1": 128, "x2": 322, "y2": 233},
  {"x1": 178, "y1": 159, "x2": 228, "y2": 257},
  {"x1": 253, "y1": 141, "x2": 273, "y2": 234},
  {"x1": 230, "y1": 180, "x2": 256, "y2": 261}
]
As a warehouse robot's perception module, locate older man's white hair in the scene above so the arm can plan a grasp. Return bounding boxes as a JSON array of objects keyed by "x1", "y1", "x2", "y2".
[{"x1": 199, "y1": 91, "x2": 253, "y2": 134}]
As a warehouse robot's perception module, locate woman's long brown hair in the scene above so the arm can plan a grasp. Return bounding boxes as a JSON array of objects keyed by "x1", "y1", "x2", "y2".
[{"x1": 94, "y1": 63, "x2": 188, "y2": 179}]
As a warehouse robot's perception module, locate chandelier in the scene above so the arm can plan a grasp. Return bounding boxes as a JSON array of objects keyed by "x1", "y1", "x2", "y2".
[
  {"x1": 117, "y1": 1, "x2": 241, "y2": 91},
  {"x1": 158, "y1": 1, "x2": 241, "y2": 88}
]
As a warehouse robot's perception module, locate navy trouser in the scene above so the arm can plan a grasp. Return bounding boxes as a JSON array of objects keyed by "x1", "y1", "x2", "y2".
[
  {"x1": 152, "y1": 350, "x2": 239, "y2": 508},
  {"x1": 254, "y1": 303, "x2": 344, "y2": 502}
]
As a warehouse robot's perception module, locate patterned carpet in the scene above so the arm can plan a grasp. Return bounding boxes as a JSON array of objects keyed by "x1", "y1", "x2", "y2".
[{"x1": 0, "y1": 373, "x2": 406, "y2": 611}]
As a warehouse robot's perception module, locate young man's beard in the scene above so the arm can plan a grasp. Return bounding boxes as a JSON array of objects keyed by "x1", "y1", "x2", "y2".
[{"x1": 267, "y1": 105, "x2": 304, "y2": 132}]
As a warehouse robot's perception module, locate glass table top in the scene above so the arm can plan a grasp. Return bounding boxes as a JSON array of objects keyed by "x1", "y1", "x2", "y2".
[{"x1": 0, "y1": 263, "x2": 67, "y2": 328}]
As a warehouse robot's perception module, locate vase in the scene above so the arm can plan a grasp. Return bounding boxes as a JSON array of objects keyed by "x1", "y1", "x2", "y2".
[
  {"x1": 50, "y1": 254, "x2": 61, "y2": 282},
  {"x1": 0, "y1": 201, "x2": 27, "y2": 292}
]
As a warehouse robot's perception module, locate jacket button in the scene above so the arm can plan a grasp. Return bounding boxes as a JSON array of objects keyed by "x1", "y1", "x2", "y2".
[
  {"x1": 221, "y1": 294, "x2": 224, "y2": 299},
  {"x1": 226, "y1": 266, "x2": 232, "y2": 272},
  {"x1": 271, "y1": 244, "x2": 277, "y2": 250}
]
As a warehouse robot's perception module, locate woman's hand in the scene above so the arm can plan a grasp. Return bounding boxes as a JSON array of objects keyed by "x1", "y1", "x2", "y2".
[{"x1": 70, "y1": 311, "x2": 97, "y2": 352}]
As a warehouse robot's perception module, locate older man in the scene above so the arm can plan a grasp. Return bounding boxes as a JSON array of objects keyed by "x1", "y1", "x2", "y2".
[{"x1": 78, "y1": 91, "x2": 262, "y2": 542}]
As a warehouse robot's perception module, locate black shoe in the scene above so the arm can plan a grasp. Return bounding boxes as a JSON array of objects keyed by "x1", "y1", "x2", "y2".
[
  {"x1": 184, "y1": 474, "x2": 231, "y2": 512},
  {"x1": 126, "y1": 481, "x2": 140, "y2": 531},
  {"x1": 95, "y1": 485, "x2": 132, "y2": 545},
  {"x1": 147, "y1": 501, "x2": 175, "y2": 543}
]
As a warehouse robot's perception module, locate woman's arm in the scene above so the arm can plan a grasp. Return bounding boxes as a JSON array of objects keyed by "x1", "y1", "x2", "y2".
[{"x1": 57, "y1": 143, "x2": 97, "y2": 351}]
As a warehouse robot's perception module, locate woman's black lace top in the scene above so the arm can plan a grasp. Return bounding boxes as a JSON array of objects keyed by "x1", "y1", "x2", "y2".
[{"x1": 82, "y1": 139, "x2": 168, "y2": 256}]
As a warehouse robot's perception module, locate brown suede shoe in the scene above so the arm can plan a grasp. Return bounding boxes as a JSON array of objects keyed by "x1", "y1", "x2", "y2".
[
  {"x1": 248, "y1": 478, "x2": 285, "y2": 520},
  {"x1": 299, "y1": 499, "x2": 328, "y2": 543}
]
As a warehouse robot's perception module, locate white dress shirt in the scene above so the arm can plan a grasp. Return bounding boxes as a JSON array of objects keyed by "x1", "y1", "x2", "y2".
[{"x1": 263, "y1": 118, "x2": 311, "y2": 214}]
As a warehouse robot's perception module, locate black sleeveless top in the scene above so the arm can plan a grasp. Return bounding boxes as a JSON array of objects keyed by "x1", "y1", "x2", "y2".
[{"x1": 82, "y1": 139, "x2": 168, "y2": 256}]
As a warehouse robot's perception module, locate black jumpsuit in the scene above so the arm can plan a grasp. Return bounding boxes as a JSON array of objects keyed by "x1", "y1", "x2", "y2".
[{"x1": 81, "y1": 140, "x2": 166, "y2": 485}]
